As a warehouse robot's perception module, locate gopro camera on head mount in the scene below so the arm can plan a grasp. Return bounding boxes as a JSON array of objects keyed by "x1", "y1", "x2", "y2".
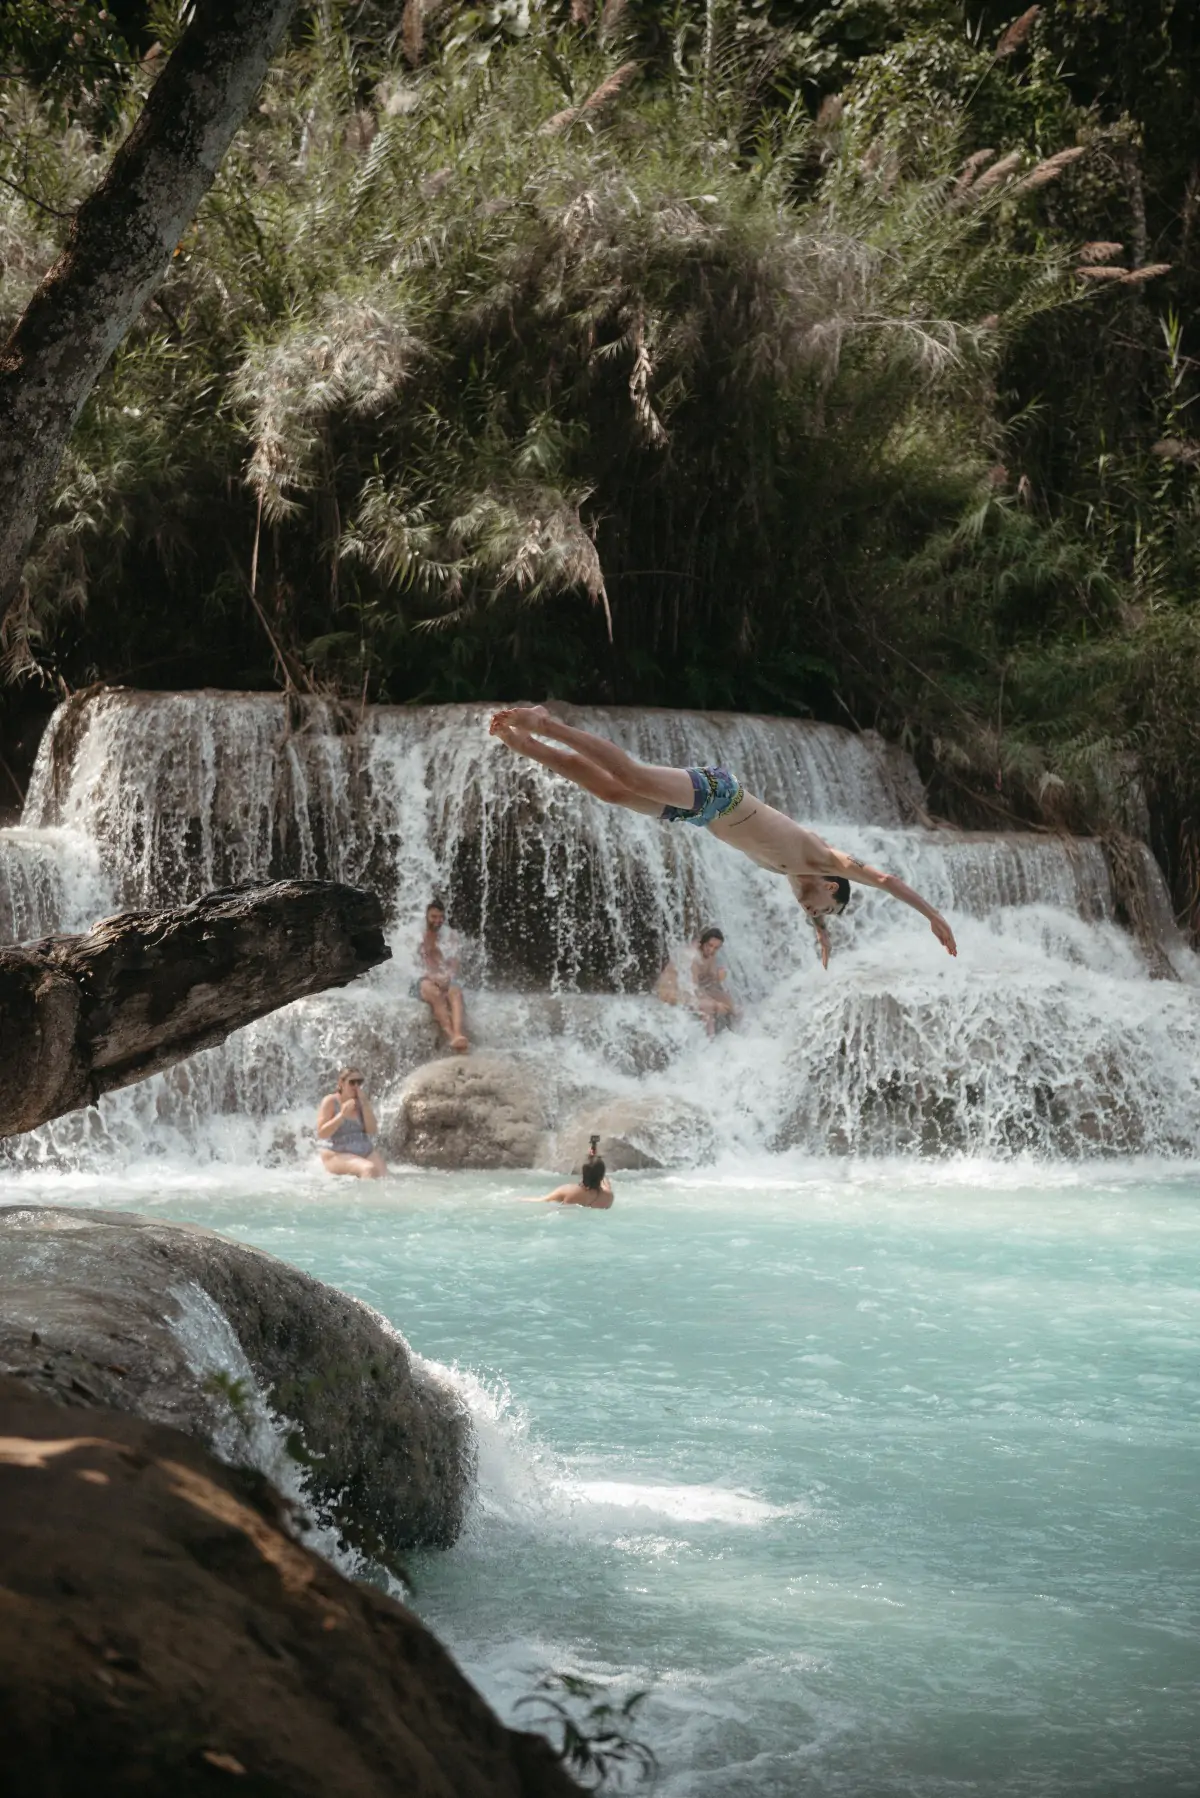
[{"x1": 588, "y1": 1133, "x2": 600, "y2": 1155}]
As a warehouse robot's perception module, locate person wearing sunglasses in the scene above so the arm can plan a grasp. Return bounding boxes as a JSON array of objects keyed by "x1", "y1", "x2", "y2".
[{"x1": 316, "y1": 1067, "x2": 387, "y2": 1179}]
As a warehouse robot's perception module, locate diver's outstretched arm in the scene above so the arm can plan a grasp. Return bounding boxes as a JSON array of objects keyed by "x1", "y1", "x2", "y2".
[{"x1": 820, "y1": 846, "x2": 957, "y2": 957}]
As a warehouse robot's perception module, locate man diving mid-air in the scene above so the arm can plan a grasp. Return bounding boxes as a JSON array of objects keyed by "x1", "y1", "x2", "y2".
[{"x1": 489, "y1": 706, "x2": 957, "y2": 968}]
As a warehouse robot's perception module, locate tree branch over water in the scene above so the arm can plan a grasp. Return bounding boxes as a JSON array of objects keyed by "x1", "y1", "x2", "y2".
[{"x1": 0, "y1": 879, "x2": 389, "y2": 1138}]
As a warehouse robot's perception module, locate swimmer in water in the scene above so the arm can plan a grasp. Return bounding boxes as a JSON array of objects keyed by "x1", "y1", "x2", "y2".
[
  {"x1": 522, "y1": 1155, "x2": 614, "y2": 1209},
  {"x1": 489, "y1": 706, "x2": 957, "y2": 968}
]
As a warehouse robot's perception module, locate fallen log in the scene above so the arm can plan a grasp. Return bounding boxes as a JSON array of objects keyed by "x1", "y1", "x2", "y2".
[{"x1": 0, "y1": 880, "x2": 390, "y2": 1138}]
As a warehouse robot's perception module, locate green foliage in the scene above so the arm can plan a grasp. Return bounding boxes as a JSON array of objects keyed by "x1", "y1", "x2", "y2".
[
  {"x1": 205, "y1": 1369, "x2": 250, "y2": 1419},
  {"x1": 2, "y1": 0, "x2": 1200, "y2": 924},
  {"x1": 516, "y1": 1671, "x2": 657, "y2": 1790},
  {"x1": 0, "y1": 1, "x2": 142, "y2": 125},
  {"x1": 4, "y1": 3, "x2": 1082, "y2": 704}
]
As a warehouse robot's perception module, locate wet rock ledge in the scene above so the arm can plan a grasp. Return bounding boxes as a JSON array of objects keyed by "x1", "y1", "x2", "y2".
[
  {"x1": 0, "y1": 1204, "x2": 471, "y2": 1559},
  {"x1": 0, "y1": 1375, "x2": 578, "y2": 1797}
]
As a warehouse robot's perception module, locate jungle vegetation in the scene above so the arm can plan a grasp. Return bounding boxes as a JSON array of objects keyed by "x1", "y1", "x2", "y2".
[{"x1": 1, "y1": 2, "x2": 1198, "y2": 926}]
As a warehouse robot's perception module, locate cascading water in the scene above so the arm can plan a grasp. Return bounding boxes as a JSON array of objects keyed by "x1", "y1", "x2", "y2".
[
  {"x1": 5, "y1": 690, "x2": 1200, "y2": 1798},
  {"x1": 2, "y1": 685, "x2": 1199, "y2": 1168}
]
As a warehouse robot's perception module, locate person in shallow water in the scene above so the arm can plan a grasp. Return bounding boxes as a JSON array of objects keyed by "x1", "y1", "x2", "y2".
[
  {"x1": 522, "y1": 1155, "x2": 614, "y2": 1209},
  {"x1": 316, "y1": 1067, "x2": 387, "y2": 1179},
  {"x1": 416, "y1": 898, "x2": 469, "y2": 1053},
  {"x1": 490, "y1": 706, "x2": 958, "y2": 967}
]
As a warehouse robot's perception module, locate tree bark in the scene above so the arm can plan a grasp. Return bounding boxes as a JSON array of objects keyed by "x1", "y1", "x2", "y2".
[
  {"x1": 0, "y1": 0, "x2": 299, "y2": 624},
  {"x1": 0, "y1": 880, "x2": 389, "y2": 1137}
]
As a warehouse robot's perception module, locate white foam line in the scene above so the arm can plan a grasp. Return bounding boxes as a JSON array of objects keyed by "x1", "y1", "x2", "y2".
[{"x1": 563, "y1": 1479, "x2": 798, "y2": 1526}]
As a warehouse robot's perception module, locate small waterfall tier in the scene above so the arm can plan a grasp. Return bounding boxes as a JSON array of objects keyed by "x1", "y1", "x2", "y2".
[{"x1": 3, "y1": 687, "x2": 1198, "y2": 1166}]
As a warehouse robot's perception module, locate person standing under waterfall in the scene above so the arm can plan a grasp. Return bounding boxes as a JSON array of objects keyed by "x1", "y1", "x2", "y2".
[
  {"x1": 489, "y1": 706, "x2": 958, "y2": 968},
  {"x1": 316, "y1": 1067, "x2": 387, "y2": 1179},
  {"x1": 416, "y1": 899, "x2": 469, "y2": 1053},
  {"x1": 657, "y1": 927, "x2": 738, "y2": 1035}
]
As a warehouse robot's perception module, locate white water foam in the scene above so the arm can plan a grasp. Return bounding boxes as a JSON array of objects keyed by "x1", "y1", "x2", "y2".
[
  {"x1": 166, "y1": 1277, "x2": 375, "y2": 1579},
  {"x1": 0, "y1": 822, "x2": 113, "y2": 940},
  {"x1": 569, "y1": 1481, "x2": 795, "y2": 1526},
  {"x1": 4, "y1": 689, "x2": 1199, "y2": 1165},
  {"x1": 442, "y1": 1363, "x2": 800, "y2": 1549}
]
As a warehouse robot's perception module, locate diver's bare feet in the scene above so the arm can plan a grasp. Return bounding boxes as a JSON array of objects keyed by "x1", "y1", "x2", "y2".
[
  {"x1": 490, "y1": 704, "x2": 551, "y2": 737},
  {"x1": 490, "y1": 718, "x2": 525, "y2": 751},
  {"x1": 451, "y1": 1035, "x2": 469, "y2": 1053}
]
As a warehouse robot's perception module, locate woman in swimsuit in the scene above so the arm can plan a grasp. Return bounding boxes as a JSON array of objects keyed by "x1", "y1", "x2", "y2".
[
  {"x1": 316, "y1": 1067, "x2": 387, "y2": 1179},
  {"x1": 489, "y1": 706, "x2": 957, "y2": 968}
]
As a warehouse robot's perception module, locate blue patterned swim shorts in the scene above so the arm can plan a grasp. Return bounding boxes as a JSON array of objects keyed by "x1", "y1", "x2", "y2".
[{"x1": 661, "y1": 766, "x2": 745, "y2": 828}]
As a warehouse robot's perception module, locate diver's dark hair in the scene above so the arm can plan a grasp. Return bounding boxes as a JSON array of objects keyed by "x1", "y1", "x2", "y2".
[
  {"x1": 580, "y1": 1156, "x2": 606, "y2": 1190},
  {"x1": 829, "y1": 876, "x2": 851, "y2": 913},
  {"x1": 698, "y1": 926, "x2": 725, "y2": 947},
  {"x1": 427, "y1": 897, "x2": 446, "y2": 913}
]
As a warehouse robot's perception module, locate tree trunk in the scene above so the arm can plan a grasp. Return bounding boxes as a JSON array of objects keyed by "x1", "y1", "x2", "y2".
[
  {"x1": 0, "y1": 880, "x2": 389, "y2": 1137},
  {"x1": 0, "y1": 0, "x2": 299, "y2": 624}
]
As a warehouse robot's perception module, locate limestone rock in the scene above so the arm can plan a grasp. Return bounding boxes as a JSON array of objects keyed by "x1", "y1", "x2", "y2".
[
  {"x1": 391, "y1": 1054, "x2": 547, "y2": 1168},
  {"x1": 0, "y1": 1205, "x2": 471, "y2": 1556},
  {"x1": 0, "y1": 1375, "x2": 580, "y2": 1798},
  {"x1": 546, "y1": 1094, "x2": 716, "y2": 1172}
]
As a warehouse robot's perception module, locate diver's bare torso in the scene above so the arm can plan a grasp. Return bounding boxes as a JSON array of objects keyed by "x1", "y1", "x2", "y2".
[
  {"x1": 704, "y1": 791, "x2": 827, "y2": 878},
  {"x1": 620, "y1": 781, "x2": 825, "y2": 880},
  {"x1": 488, "y1": 704, "x2": 957, "y2": 962}
]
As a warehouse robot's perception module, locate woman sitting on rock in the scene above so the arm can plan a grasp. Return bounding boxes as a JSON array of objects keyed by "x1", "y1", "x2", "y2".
[{"x1": 316, "y1": 1068, "x2": 387, "y2": 1180}]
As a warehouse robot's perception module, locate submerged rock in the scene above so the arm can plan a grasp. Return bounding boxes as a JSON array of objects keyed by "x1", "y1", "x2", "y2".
[
  {"x1": 389, "y1": 1057, "x2": 716, "y2": 1172},
  {"x1": 391, "y1": 1053, "x2": 548, "y2": 1167},
  {"x1": 0, "y1": 1205, "x2": 471, "y2": 1556},
  {"x1": 0, "y1": 1375, "x2": 579, "y2": 1797},
  {"x1": 546, "y1": 1095, "x2": 716, "y2": 1172}
]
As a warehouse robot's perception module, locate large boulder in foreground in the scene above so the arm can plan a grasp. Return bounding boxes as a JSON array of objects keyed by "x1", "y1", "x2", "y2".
[
  {"x1": 0, "y1": 1376, "x2": 579, "y2": 1798},
  {"x1": 390, "y1": 1054, "x2": 548, "y2": 1168},
  {"x1": 0, "y1": 1205, "x2": 471, "y2": 1557}
]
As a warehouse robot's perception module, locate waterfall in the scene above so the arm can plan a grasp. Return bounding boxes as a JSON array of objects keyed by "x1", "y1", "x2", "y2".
[{"x1": 3, "y1": 687, "x2": 1198, "y2": 1166}]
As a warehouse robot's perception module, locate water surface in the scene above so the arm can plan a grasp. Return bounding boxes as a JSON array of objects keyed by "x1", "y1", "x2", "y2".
[{"x1": 7, "y1": 1157, "x2": 1199, "y2": 1796}]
